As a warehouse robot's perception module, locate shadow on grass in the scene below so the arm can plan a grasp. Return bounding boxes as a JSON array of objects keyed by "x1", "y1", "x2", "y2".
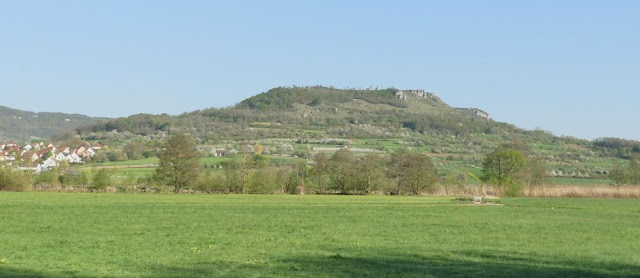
[
  {"x1": 278, "y1": 250, "x2": 640, "y2": 278},
  {"x1": 0, "y1": 266, "x2": 58, "y2": 278},
  {"x1": 143, "y1": 250, "x2": 639, "y2": 278},
  {"x1": 2, "y1": 250, "x2": 639, "y2": 278}
]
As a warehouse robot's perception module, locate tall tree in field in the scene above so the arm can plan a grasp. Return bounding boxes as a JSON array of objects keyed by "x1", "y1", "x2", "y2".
[
  {"x1": 611, "y1": 154, "x2": 640, "y2": 185},
  {"x1": 502, "y1": 141, "x2": 549, "y2": 187},
  {"x1": 155, "y1": 133, "x2": 202, "y2": 193},
  {"x1": 328, "y1": 148, "x2": 357, "y2": 194},
  {"x1": 610, "y1": 163, "x2": 628, "y2": 185},
  {"x1": 481, "y1": 145, "x2": 526, "y2": 186},
  {"x1": 522, "y1": 156, "x2": 549, "y2": 187},
  {"x1": 220, "y1": 159, "x2": 241, "y2": 193},
  {"x1": 389, "y1": 149, "x2": 438, "y2": 195},
  {"x1": 628, "y1": 154, "x2": 640, "y2": 185},
  {"x1": 357, "y1": 153, "x2": 386, "y2": 194},
  {"x1": 310, "y1": 152, "x2": 329, "y2": 193}
]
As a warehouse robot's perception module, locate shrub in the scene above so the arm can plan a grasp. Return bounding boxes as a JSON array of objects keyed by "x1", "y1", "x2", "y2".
[
  {"x1": 504, "y1": 183, "x2": 524, "y2": 197},
  {"x1": 92, "y1": 169, "x2": 111, "y2": 189},
  {"x1": 34, "y1": 170, "x2": 59, "y2": 186},
  {"x1": 0, "y1": 168, "x2": 32, "y2": 191}
]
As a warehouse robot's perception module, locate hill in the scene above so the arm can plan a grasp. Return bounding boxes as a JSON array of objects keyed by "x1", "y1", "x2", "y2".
[
  {"x1": 0, "y1": 105, "x2": 104, "y2": 142},
  {"x1": 75, "y1": 86, "x2": 518, "y2": 141}
]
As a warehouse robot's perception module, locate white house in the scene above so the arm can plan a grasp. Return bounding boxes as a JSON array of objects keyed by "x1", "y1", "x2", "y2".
[
  {"x1": 69, "y1": 153, "x2": 82, "y2": 163},
  {"x1": 29, "y1": 153, "x2": 40, "y2": 162},
  {"x1": 55, "y1": 153, "x2": 68, "y2": 162},
  {"x1": 36, "y1": 158, "x2": 57, "y2": 173},
  {"x1": 59, "y1": 147, "x2": 70, "y2": 154}
]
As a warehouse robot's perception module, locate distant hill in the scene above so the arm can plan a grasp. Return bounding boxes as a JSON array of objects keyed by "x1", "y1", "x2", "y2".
[
  {"x1": 0, "y1": 105, "x2": 104, "y2": 142},
  {"x1": 72, "y1": 86, "x2": 521, "y2": 142}
]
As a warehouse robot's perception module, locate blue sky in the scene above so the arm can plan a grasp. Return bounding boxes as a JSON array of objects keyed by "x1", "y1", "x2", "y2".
[{"x1": 1, "y1": 1, "x2": 638, "y2": 140}]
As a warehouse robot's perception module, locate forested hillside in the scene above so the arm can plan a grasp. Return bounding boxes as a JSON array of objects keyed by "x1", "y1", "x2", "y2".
[{"x1": 0, "y1": 105, "x2": 103, "y2": 142}]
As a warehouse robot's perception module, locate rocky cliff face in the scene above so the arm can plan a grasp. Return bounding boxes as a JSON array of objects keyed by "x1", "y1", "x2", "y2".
[
  {"x1": 393, "y1": 89, "x2": 490, "y2": 119},
  {"x1": 456, "y1": 108, "x2": 490, "y2": 119},
  {"x1": 394, "y1": 89, "x2": 440, "y2": 101}
]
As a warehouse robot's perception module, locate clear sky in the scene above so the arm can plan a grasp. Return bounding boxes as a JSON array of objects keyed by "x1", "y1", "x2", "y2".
[{"x1": 1, "y1": 1, "x2": 638, "y2": 140}]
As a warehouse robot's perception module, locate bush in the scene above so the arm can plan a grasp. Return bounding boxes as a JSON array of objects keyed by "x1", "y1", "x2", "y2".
[
  {"x1": 142, "y1": 150, "x2": 156, "y2": 158},
  {"x1": 106, "y1": 151, "x2": 127, "y2": 162},
  {"x1": 92, "y1": 169, "x2": 111, "y2": 189},
  {"x1": 196, "y1": 172, "x2": 225, "y2": 193},
  {"x1": 0, "y1": 168, "x2": 32, "y2": 191},
  {"x1": 504, "y1": 183, "x2": 523, "y2": 197},
  {"x1": 92, "y1": 153, "x2": 108, "y2": 163},
  {"x1": 34, "y1": 170, "x2": 59, "y2": 186}
]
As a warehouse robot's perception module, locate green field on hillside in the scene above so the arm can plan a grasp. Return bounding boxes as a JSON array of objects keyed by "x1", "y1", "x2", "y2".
[
  {"x1": 89, "y1": 157, "x2": 159, "y2": 166},
  {"x1": 1, "y1": 193, "x2": 638, "y2": 277}
]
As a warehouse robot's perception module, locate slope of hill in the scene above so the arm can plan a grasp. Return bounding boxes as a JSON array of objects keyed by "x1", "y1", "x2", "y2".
[
  {"x1": 0, "y1": 105, "x2": 103, "y2": 142},
  {"x1": 75, "y1": 86, "x2": 519, "y2": 141}
]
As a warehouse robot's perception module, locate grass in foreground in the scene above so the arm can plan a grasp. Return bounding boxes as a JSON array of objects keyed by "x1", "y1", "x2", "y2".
[{"x1": 0, "y1": 193, "x2": 639, "y2": 277}]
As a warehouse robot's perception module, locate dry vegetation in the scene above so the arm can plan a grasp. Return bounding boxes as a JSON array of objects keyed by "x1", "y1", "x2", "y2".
[
  {"x1": 26, "y1": 184, "x2": 640, "y2": 199},
  {"x1": 424, "y1": 184, "x2": 640, "y2": 199},
  {"x1": 522, "y1": 185, "x2": 640, "y2": 198}
]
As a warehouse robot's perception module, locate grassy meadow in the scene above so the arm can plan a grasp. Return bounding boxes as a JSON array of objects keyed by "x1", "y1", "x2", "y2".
[{"x1": 1, "y1": 193, "x2": 639, "y2": 277}]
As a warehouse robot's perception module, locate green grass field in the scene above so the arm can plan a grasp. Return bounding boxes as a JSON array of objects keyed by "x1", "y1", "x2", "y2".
[
  {"x1": 1, "y1": 193, "x2": 639, "y2": 277},
  {"x1": 89, "y1": 157, "x2": 159, "y2": 166}
]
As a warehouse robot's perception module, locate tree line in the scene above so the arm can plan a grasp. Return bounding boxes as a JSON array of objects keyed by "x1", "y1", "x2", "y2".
[
  {"x1": 154, "y1": 134, "x2": 438, "y2": 195},
  {"x1": 4, "y1": 134, "x2": 640, "y2": 194},
  {"x1": 153, "y1": 135, "x2": 556, "y2": 196},
  {"x1": 0, "y1": 164, "x2": 115, "y2": 192}
]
